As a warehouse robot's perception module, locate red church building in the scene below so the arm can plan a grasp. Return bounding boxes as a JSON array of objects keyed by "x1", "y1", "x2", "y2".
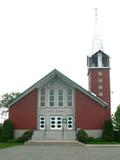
[
  {"x1": 8, "y1": 10, "x2": 111, "y2": 140},
  {"x1": 8, "y1": 49, "x2": 111, "y2": 140}
]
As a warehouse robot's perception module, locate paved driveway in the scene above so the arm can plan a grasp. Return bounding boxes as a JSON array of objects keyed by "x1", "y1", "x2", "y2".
[{"x1": 0, "y1": 145, "x2": 120, "y2": 160}]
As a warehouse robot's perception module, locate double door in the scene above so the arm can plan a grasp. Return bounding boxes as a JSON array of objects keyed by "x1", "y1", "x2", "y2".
[{"x1": 39, "y1": 115, "x2": 73, "y2": 130}]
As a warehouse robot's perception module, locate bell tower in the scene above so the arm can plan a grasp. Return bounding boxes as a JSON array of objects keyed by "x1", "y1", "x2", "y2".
[{"x1": 87, "y1": 9, "x2": 111, "y2": 105}]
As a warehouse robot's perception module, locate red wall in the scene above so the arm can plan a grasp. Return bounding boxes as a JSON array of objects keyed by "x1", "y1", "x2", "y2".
[
  {"x1": 9, "y1": 89, "x2": 37, "y2": 130},
  {"x1": 88, "y1": 68, "x2": 111, "y2": 105},
  {"x1": 75, "y1": 89, "x2": 110, "y2": 130}
]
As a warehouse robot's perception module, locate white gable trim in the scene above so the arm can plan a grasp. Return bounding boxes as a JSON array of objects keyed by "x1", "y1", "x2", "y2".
[{"x1": 8, "y1": 69, "x2": 108, "y2": 108}]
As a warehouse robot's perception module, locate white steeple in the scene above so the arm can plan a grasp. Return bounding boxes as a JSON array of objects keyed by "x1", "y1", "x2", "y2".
[{"x1": 92, "y1": 8, "x2": 104, "y2": 54}]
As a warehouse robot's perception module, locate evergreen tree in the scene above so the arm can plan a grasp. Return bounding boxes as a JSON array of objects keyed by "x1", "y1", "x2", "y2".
[
  {"x1": 102, "y1": 119, "x2": 114, "y2": 141},
  {"x1": 113, "y1": 105, "x2": 120, "y2": 131}
]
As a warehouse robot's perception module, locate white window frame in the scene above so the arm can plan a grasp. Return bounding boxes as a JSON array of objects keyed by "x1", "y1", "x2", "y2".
[
  {"x1": 58, "y1": 90, "x2": 64, "y2": 107},
  {"x1": 40, "y1": 88, "x2": 45, "y2": 106},
  {"x1": 98, "y1": 78, "x2": 103, "y2": 83},
  {"x1": 98, "y1": 91, "x2": 103, "y2": 96},
  {"x1": 67, "y1": 88, "x2": 73, "y2": 106},
  {"x1": 39, "y1": 116, "x2": 45, "y2": 130},
  {"x1": 98, "y1": 85, "x2": 103, "y2": 90},
  {"x1": 50, "y1": 116, "x2": 62, "y2": 130},
  {"x1": 49, "y1": 90, "x2": 55, "y2": 107},
  {"x1": 98, "y1": 71, "x2": 103, "y2": 76},
  {"x1": 67, "y1": 116, "x2": 73, "y2": 130}
]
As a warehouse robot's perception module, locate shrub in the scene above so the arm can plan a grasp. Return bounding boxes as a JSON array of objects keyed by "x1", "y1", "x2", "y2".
[
  {"x1": 16, "y1": 130, "x2": 33, "y2": 143},
  {"x1": 102, "y1": 119, "x2": 114, "y2": 141},
  {"x1": 76, "y1": 130, "x2": 88, "y2": 143},
  {"x1": 0, "y1": 124, "x2": 2, "y2": 141},
  {"x1": 114, "y1": 131, "x2": 120, "y2": 142},
  {"x1": 87, "y1": 137, "x2": 96, "y2": 142},
  {"x1": 1, "y1": 119, "x2": 14, "y2": 142}
]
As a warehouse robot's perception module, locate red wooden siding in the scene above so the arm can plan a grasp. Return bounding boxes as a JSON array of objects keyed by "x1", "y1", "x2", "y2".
[
  {"x1": 75, "y1": 89, "x2": 110, "y2": 130},
  {"x1": 88, "y1": 68, "x2": 111, "y2": 105},
  {"x1": 9, "y1": 89, "x2": 37, "y2": 130}
]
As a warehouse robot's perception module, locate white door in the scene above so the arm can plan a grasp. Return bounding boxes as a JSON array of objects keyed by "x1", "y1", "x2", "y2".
[
  {"x1": 67, "y1": 116, "x2": 73, "y2": 130},
  {"x1": 50, "y1": 116, "x2": 62, "y2": 130},
  {"x1": 39, "y1": 116, "x2": 45, "y2": 130}
]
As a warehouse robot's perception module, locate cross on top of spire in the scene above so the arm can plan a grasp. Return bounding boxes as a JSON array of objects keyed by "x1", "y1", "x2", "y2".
[{"x1": 92, "y1": 8, "x2": 104, "y2": 54}]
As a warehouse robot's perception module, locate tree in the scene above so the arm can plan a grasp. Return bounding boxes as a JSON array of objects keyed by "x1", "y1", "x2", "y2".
[
  {"x1": 0, "y1": 92, "x2": 20, "y2": 108},
  {"x1": 113, "y1": 105, "x2": 120, "y2": 131},
  {"x1": 102, "y1": 119, "x2": 114, "y2": 141}
]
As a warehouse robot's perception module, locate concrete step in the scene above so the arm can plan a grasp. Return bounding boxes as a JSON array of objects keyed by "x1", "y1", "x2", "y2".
[
  {"x1": 25, "y1": 140, "x2": 84, "y2": 146},
  {"x1": 31, "y1": 130, "x2": 76, "y2": 141}
]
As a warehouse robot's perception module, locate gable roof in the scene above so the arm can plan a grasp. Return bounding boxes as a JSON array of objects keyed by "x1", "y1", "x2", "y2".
[
  {"x1": 90, "y1": 50, "x2": 110, "y2": 58},
  {"x1": 8, "y1": 69, "x2": 108, "y2": 108}
]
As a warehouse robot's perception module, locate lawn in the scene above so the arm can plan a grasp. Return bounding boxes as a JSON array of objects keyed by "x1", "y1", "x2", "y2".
[
  {"x1": 87, "y1": 141, "x2": 120, "y2": 144},
  {"x1": 0, "y1": 143, "x2": 23, "y2": 149}
]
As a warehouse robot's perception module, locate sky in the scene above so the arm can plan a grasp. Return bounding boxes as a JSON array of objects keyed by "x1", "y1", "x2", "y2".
[{"x1": 0, "y1": 0, "x2": 120, "y2": 114}]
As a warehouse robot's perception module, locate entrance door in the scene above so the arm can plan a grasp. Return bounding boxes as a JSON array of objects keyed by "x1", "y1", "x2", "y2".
[
  {"x1": 67, "y1": 116, "x2": 73, "y2": 130},
  {"x1": 50, "y1": 116, "x2": 62, "y2": 130}
]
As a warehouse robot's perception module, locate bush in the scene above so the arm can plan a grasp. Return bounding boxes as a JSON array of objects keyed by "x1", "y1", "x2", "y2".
[
  {"x1": 76, "y1": 130, "x2": 88, "y2": 143},
  {"x1": 102, "y1": 119, "x2": 114, "y2": 141},
  {"x1": 1, "y1": 119, "x2": 14, "y2": 142},
  {"x1": 114, "y1": 131, "x2": 120, "y2": 142},
  {"x1": 0, "y1": 124, "x2": 2, "y2": 141},
  {"x1": 87, "y1": 137, "x2": 96, "y2": 142},
  {"x1": 16, "y1": 130, "x2": 33, "y2": 143}
]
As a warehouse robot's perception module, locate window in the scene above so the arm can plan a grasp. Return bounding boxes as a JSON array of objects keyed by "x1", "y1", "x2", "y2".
[
  {"x1": 98, "y1": 91, "x2": 103, "y2": 96},
  {"x1": 40, "y1": 88, "x2": 45, "y2": 106},
  {"x1": 50, "y1": 116, "x2": 62, "y2": 130},
  {"x1": 39, "y1": 116, "x2": 45, "y2": 130},
  {"x1": 98, "y1": 85, "x2": 103, "y2": 90},
  {"x1": 98, "y1": 78, "x2": 103, "y2": 83},
  {"x1": 58, "y1": 90, "x2": 63, "y2": 106},
  {"x1": 67, "y1": 116, "x2": 73, "y2": 130},
  {"x1": 67, "y1": 88, "x2": 73, "y2": 106},
  {"x1": 98, "y1": 71, "x2": 103, "y2": 76},
  {"x1": 49, "y1": 90, "x2": 54, "y2": 106}
]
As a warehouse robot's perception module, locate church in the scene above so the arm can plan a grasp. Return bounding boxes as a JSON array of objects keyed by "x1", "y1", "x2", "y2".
[{"x1": 8, "y1": 12, "x2": 111, "y2": 141}]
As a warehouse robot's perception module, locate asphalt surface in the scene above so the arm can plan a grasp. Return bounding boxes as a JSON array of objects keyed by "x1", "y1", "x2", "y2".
[{"x1": 0, "y1": 145, "x2": 120, "y2": 160}]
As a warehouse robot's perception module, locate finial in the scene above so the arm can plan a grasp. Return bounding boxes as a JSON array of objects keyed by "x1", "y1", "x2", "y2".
[{"x1": 95, "y1": 8, "x2": 98, "y2": 17}]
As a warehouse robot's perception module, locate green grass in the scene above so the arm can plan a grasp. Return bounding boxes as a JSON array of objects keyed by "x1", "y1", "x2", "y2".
[
  {"x1": 87, "y1": 141, "x2": 120, "y2": 144},
  {"x1": 0, "y1": 143, "x2": 23, "y2": 149}
]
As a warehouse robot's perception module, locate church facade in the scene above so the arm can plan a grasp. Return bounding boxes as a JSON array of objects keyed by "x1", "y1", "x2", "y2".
[{"x1": 8, "y1": 50, "x2": 111, "y2": 140}]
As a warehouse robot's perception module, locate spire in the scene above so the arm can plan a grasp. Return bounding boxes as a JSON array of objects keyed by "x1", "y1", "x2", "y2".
[{"x1": 92, "y1": 8, "x2": 104, "y2": 54}]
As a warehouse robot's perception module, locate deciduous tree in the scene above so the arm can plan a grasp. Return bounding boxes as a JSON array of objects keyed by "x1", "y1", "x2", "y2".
[{"x1": 0, "y1": 92, "x2": 20, "y2": 108}]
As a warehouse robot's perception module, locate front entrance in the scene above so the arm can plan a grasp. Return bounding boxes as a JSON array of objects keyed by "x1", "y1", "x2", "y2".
[
  {"x1": 39, "y1": 115, "x2": 73, "y2": 131},
  {"x1": 50, "y1": 116, "x2": 62, "y2": 130},
  {"x1": 33, "y1": 115, "x2": 75, "y2": 141}
]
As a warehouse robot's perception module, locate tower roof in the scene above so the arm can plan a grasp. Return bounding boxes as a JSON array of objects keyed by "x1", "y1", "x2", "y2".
[{"x1": 92, "y1": 8, "x2": 104, "y2": 54}]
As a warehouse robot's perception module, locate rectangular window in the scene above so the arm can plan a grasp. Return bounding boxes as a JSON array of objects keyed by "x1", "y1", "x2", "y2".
[
  {"x1": 67, "y1": 88, "x2": 73, "y2": 106},
  {"x1": 98, "y1": 91, "x2": 103, "y2": 96},
  {"x1": 98, "y1": 71, "x2": 103, "y2": 76},
  {"x1": 98, "y1": 78, "x2": 103, "y2": 83},
  {"x1": 67, "y1": 116, "x2": 73, "y2": 130},
  {"x1": 49, "y1": 90, "x2": 54, "y2": 106},
  {"x1": 39, "y1": 116, "x2": 45, "y2": 130},
  {"x1": 50, "y1": 116, "x2": 62, "y2": 130},
  {"x1": 98, "y1": 85, "x2": 103, "y2": 90},
  {"x1": 40, "y1": 88, "x2": 45, "y2": 106},
  {"x1": 58, "y1": 90, "x2": 63, "y2": 106}
]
